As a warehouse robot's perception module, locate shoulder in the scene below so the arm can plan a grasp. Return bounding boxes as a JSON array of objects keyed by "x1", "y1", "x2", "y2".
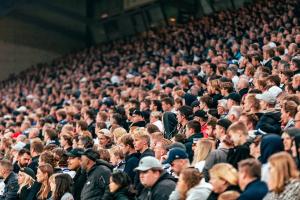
[{"x1": 61, "y1": 192, "x2": 74, "y2": 200}]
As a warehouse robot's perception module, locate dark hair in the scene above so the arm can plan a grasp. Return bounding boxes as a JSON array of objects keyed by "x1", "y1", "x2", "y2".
[
  {"x1": 18, "y1": 148, "x2": 31, "y2": 157},
  {"x1": 161, "y1": 97, "x2": 174, "y2": 106},
  {"x1": 187, "y1": 120, "x2": 201, "y2": 133},
  {"x1": 151, "y1": 100, "x2": 162, "y2": 111},
  {"x1": 111, "y1": 171, "x2": 131, "y2": 190},
  {"x1": 119, "y1": 134, "x2": 134, "y2": 149},
  {"x1": 52, "y1": 173, "x2": 73, "y2": 200},
  {"x1": 79, "y1": 136, "x2": 94, "y2": 149}
]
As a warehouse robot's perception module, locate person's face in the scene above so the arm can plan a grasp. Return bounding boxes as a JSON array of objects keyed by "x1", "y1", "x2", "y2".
[
  {"x1": 80, "y1": 155, "x2": 89, "y2": 170},
  {"x1": 217, "y1": 105, "x2": 225, "y2": 115},
  {"x1": 281, "y1": 109, "x2": 289, "y2": 124},
  {"x1": 67, "y1": 157, "x2": 81, "y2": 170},
  {"x1": 132, "y1": 114, "x2": 143, "y2": 123},
  {"x1": 99, "y1": 135, "x2": 109, "y2": 147},
  {"x1": 19, "y1": 153, "x2": 31, "y2": 168},
  {"x1": 161, "y1": 102, "x2": 169, "y2": 112},
  {"x1": 250, "y1": 142, "x2": 260, "y2": 158},
  {"x1": 109, "y1": 177, "x2": 120, "y2": 193},
  {"x1": 214, "y1": 125, "x2": 225, "y2": 140},
  {"x1": 209, "y1": 175, "x2": 227, "y2": 193},
  {"x1": 228, "y1": 131, "x2": 242, "y2": 146},
  {"x1": 134, "y1": 137, "x2": 145, "y2": 151},
  {"x1": 282, "y1": 133, "x2": 292, "y2": 152},
  {"x1": 171, "y1": 159, "x2": 184, "y2": 175},
  {"x1": 176, "y1": 113, "x2": 184, "y2": 124},
  {"x1": 139, "y1": 170, "x2": 159, "y2": 188},
  {"x1": 154, "y1": 142, "x2": 165, "y2": 160},
  {"x1": 18, "y1": 172, "x2": 25, "y2": 185},
  {"x1": 119, "y1": 143, "x2": 129, "y2": 155},
  {"x1": 36, "y1": 169, "x2": 46, "y2": 183}
]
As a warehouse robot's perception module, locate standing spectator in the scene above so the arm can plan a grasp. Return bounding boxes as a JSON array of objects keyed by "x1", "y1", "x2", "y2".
[
  {"x1": 238, "y1": 159, "x2": 268, "y2": 200},
  {"x1": 49, "y1": 173, "x2": 74, "y2": 200},
  {"x1": 263, "y1": 152, "x2": 300, "y2": 200},
  {"x1": 66, "y1": 148, "x2": 86, "y2": 200},
  {"x1": 0, "y1": 159, "x2": 19, "y2": 200},
  {"x1": 135, "y1": 156, "x2": 176, "y2": 200},
  {"x1": 17, "y1": 167, "x2": 36, "y2": 200},
  {"x1": 80, "y1": 148, "x2": 111, "y2": 200}
]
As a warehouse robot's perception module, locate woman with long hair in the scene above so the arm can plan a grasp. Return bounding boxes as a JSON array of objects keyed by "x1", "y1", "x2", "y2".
[
  {"x1": 263, "y1": 152, "x2": 300, "y2": 200},
  {"x1": 103, "y1": 171, "x2": 134, "y2": 200},
  {"x1": 49, "y1": 173, "x2": 74, "y2": 200},
  {"x1": 169, "y1": 168, "x2": 212, "y2": 200},
  {"x1": 36, "y1": 163, "x2": 53, "y2": 200},
  {"x1": 18, "y1": 167, "x2": 36, "y2": 200},
  {"x1": 192, "y1": 138, "x2": 214, "y2": 172}
]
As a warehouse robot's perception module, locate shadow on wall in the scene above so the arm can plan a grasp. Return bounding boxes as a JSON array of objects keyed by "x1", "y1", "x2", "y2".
[{"x1": 0, "y1": 41, "x2": 59, "y2": 80}]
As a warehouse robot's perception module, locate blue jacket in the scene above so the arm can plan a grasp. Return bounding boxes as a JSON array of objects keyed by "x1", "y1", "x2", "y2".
[{"x1": 238, "y1": 179, "x2": 268, "y2": 200}]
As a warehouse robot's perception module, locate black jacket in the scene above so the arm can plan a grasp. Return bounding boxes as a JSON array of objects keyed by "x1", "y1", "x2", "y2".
[
  {"x1": 184, "y1": 132, "x2": 203, "y2": 162},
  {"x1": 72, "y1": 168, "x2": 87, "y2": 200},
  {"x1": 227, "y1": 142, "x2": 251, "y2": 169},
  {"x1": 140, "y1": 149, "x2": 154, "y2": 159},
  {"x1": 162, "y1": 112, "x2": 178, "y2": 139},
  {"x1": 256, "y1": 110, "x2": 281, "y2": 135},
  {"x1": 239, "y1": 179, "x2": 268, "y2": 200},
  {"x1": 28, "y1": 155, "x2": 39, "y2": 174},
  {"x1": 102, "y1": 187, "x2": 135, "y2": 200},
  {"x1": 0, "y1": 172, "x2": 19, "y2": 200},
  {"x1": 80, "y1": 160, "x2": 112, "y2": 200},
  {"x1": 123, "y1": 153, "x2": 139, "y2": 182},
  {"x1": 18, "y1": 186, "x2": 32, "y2": 200},
  {"x1": 137, "y1": 171, "x2": 176, "y2": 200}
]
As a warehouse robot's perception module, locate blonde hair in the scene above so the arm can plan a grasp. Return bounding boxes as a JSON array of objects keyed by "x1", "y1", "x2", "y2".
[
  {"x1": 112, "y1": 127, "x2": 127, "y2": 141},
  {"x1": 192, "y1": 138, "x2": 214, "y2": 166},
  {"x1": 18, "y1": 172, "x2": 35, "y2": 194},
  {"x1": 209, "y1": 163, "x2": 238, "y2": 186},
  {"x1": 268, "y1": 152, "x2": 300, "y2": 194}
]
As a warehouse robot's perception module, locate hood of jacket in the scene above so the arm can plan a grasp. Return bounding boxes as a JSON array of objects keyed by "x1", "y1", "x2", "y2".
[{"x1": 259, "y1": 134, "x2": 284, "y2": 164}]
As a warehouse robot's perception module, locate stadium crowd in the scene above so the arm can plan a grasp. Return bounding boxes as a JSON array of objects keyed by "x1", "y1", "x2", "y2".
[{"x1": 0, "y1": 0, "x2": 299, "y2": 199}]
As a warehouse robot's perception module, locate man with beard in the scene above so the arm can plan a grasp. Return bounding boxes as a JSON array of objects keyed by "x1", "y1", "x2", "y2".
[{"x1": 13, "y1": 148, "x2": 31, "y2": 173}]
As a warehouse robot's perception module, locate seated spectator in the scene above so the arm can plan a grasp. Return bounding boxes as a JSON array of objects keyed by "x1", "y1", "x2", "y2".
[
  {"x1": 133, "y1": 132, "x2": 154, "y2": 159},
  {"x1": 35, "y1": 163, "x2": 54, "y2": 200},
  {"x1": 103, "y1": 171, "x2": 135, "y2": 200},
  {"x1": 13, "y1": 148, "x2": 31, "y2": 174},
  {"x1": 65, "y1": 148, "x2": 86, "y2": 200},
  {"x1": 49, "y1": 173, "x2": 74, "y2": 200},
  {"x1": 263, "y1": 152, "x2": 300, "y2": 200},
  {"x1": 227, "y1": 121, "x2": 251, "y2": 169},
  {"x1": 0, "y1": 159, "x2": 19, "y2": 200},
  {"x1": 134, "y1": 156, "x2": 176, "y2": 200},
  {"x1": 18, "y1": 167, "x2": 36, "y2": 200},
  {"x1": 238, "y1": 158, "x2": 268, "y2": 200},
  {"x1": 184, "y1": 120, "x2": 203, "y2": 161},
  {"x1": 260, "y1": 134, "x2": 284, "y2": 182},
  {"x1": 97, "y1": 129, "x2": 113, "y2": 149},
  {"x1": 192, "y1": 138, "x2": 214, "y2": 172},
  {"x1": 110, "y1": 146, "x2": 125, "y2": 172},
  {"x1": 80, "y1": 148, "x2": 111, "y2": 200},
  {"x1": 169, "y1": 167, "x2": 212, "y2": 200},
  {"x1": 207, "y1": 163, "x2": 240, "y2": 200}
]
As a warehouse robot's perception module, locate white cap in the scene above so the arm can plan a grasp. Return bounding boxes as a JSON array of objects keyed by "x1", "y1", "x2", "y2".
[
  {"x1": 268, "y1": 86, "x2": 282, "y2": 98},
  {"x1": 12, "y1": 142, "x2": 26, "y2": 151},
  {"x1": 16, "y1": 106, "x2": 27, "y2": 112},
  {"x1": 256, "y1": 91, "x2": 276, "y2": 104}
]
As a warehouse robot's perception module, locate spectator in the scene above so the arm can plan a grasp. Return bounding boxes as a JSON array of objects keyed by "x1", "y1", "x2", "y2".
[
  {"x1": 192, "y1": 138, "x2": 214, "y2": 172},
  {"x1": 49, "y1": 173, "x2": 74, "y2": 200},
  {"x1": 217, "y1": 191, "x2": 240, "y2": 200},
  {"x1": 177, "y1": 106, "x2": 193, "y2": 135},
  {"x1": 17, "y1": 167, "x2": 36, "y2": 200},
  {"x1": 34, "y1": 164, "x2": 53, "y2": 200},
  {"x1": 163, "y1": 148, "x2": 190, "y2": 176},
  {"x1": 227, "y1": 121, "x2": 251, "y2": 168},
  {"x1": 97, "y1": 129, "x2": 113, "y2": 149},
  {"x1": 263, "y1": 152, "x2": 300, "y2": 200},
  {"x1": 0, "y1": 159, "x2": 19, "y2": 200},
  {"x1": 13, "y1": 148, "x2": 31, "y2": 174},
  {"x1": 80, "y1": 148, "x2": 111, "y2": 200},
  {"x1": 238, "y1": 158, "x2": 268, "y2": 200},
  {"x1": 28, "y1": 138, "x2": 44, "y2": 174},
  {"x1": 184, "y1": 120, "x2": 203, "y2": 161},
  {"x1": 169, "y1": 167, "x2": 212, "y2": 200},
  {"x1": 207, "y1": 163, "x2": 240, "y2": 200},
  {"x1": 103, "y1": 171, "x2": 135, "y2": 200},
  {"x1": 133, "y1": 132, "x2": 154, "y2": 159},
  {"x1": 65, "y1": 148, "x2": 86, "y2": 200},
  {"x1": 110, "y1": 146, "x2": 125, "y2": 172},
  {"x1": 134, "y1": 156, "x2": 176, "y2": 200}
]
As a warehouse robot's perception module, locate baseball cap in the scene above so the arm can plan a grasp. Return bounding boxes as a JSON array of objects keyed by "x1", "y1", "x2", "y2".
[
  {"x1": 134, "y1": 156, "x2": 163, "y2": 172},
  {"x1": 194, "y1": 110, "x2": 208, "y2": 119},
  {"x1": 284, "y1": 128, "x2": 300, "y2": 138},
  {"x1": 227, "y1": 93, "x2": 241, "y2": 103},
  {"x1": 268, "y1": 86, "x2": 282, "y2": 98},
  {"x1": 216, "y1": 119, "x2": 232, "y2": 130},
  {"x1": 79, "y1": 148, "x2": 100, "y2": 162},
  {"x1": 132, "y1": 110, "x2": 143, "y2": 117},
  {"x1": 163, "y1": 148, "x2": 188, "y2": 164},
  {"x1": 65, "y1": 148, "x2": 84, "y2": 158},
  {"x1": 191, "y1": 100, "x2": 200, "y2": 108},
  {"x1": 255, "y1": 91, "x2": 276, "y2": 104},
  {"x1": 218, "y1": 99, "x2": 228, "y2": 110},
  {"x1": 166, "y1": 142, "x2": 187, "y2": 151},
  {"x1": 20, "y1": 167, "x2": 36, "y2": 180},
  {"x1": 98, "y1": 129, "x2": 111, "y2": 137}
]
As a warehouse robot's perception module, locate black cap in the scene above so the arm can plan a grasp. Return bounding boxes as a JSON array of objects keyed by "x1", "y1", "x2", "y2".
[
  {"x1": 132, "y1": 110, "x2": 143, "y2": 117},
  {"x1": 65, "y1": 148, "x2": 84, "y2": 158},
  {"x1": 216, "y1": 119, "x2": 232, "y2": 130},
  {"x1": 20, "y1": 167, "x2": 36, "y2": 180},
  {"x1": 79, "y1": 148, "x2": 100, "y2": 162},
  {"x1": 163, "y1": 83, "x2": 175, "y2": 89},
  {"x1": 272, "y1": 56, "x2": 281, "y2": 62},
  {"x1": 166, "y1": 142, "x2": 186, "y2": 151},
  {"x1": 227, "y1": 93, "x2": 241, "y2": 103},
  {"x1": 191, "y1": 100, "x2": 200, "y2": 108},
  {"x1": 194, "y1": 110, "x2": 208, "y2": 119}
]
